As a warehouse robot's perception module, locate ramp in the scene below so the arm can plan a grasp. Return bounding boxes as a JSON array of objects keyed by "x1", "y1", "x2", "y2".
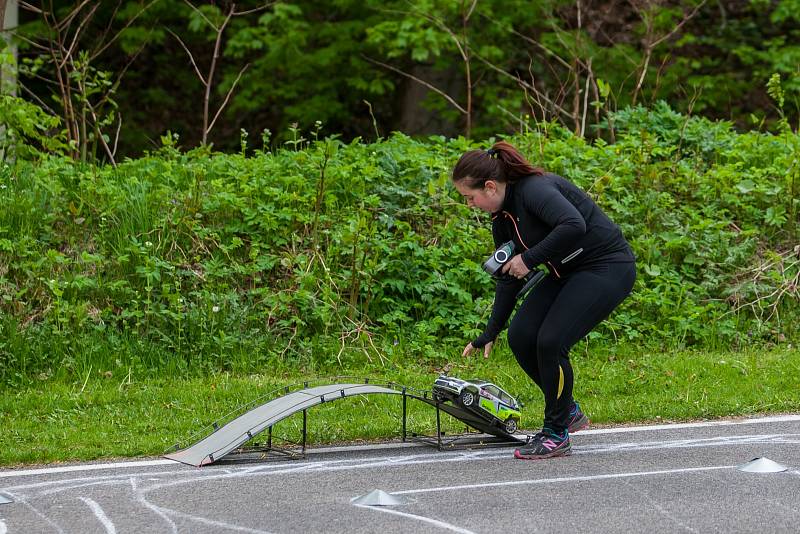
[
  {"x1": 415, "y1": 396, "x2": 519, "y2": 441},
  {"x1": 165, "y1": 380, "x2": 524, "y2": 466},
  {"x1": 165, "y1": 383, "x2": 401, "y2": 466}
]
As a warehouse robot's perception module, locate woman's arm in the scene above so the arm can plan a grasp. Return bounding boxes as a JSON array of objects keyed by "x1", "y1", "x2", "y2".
[
  {"x1": 472, "y1": 270, "x2": 522, "y2": 348},
  {"x1": 519, "y1": 178, "x2": 586, "y2": 270}
]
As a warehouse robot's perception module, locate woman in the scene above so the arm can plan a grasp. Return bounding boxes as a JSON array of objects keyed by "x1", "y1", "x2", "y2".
[{"x1": 452, "y1": 140, "x2": 636, "y2": 460}]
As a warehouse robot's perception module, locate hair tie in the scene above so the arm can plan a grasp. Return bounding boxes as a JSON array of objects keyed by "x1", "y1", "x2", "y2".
[{"x1": 486, "y1": 148, "x2": 497, "y2": 157}]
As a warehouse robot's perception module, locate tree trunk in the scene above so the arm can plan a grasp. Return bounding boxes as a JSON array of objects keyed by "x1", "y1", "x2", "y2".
[
  {"x1": 1, "y1": 0, "x2": 18, "y2": 163},
  {"x1": 396, "y1": 63, "x2": 463, "y2": 137},
  {"x1": 0, "y1": 0, "x2": 7, "y2": 39},
  {"x1": 1, "y1": 0, "x2": 18, "y2": 96}
]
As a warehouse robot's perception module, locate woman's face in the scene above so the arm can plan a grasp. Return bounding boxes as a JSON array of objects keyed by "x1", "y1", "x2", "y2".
[{"x1": 454, "y1": 179, "x2": 505, "y2": 213}]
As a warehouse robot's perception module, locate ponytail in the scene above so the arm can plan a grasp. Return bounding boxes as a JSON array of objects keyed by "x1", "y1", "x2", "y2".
[
  {"x1": 490, "y1": 140, "x2": 543, "y2": 182},
  {"x1": 452, "y1": 140, "x2": 544, "y2": 189}
]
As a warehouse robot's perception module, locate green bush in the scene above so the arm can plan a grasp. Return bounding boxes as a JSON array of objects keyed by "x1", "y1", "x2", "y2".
[
  {"x1": 0, "y1": 95, "x2": 67, "y2": 162},
  {"x1": 0, "y1": 104, "x2": 797, "y2": 385}
]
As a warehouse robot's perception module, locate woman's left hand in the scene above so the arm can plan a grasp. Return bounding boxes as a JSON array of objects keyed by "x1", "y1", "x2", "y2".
[{"x1": 501, "y1": 255, "x2": 530, "y2": 279}]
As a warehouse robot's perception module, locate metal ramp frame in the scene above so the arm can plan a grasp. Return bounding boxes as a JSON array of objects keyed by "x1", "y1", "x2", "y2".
[
  {"x1": 164, "y1": 377, "x2": 523, "y2": 467},
  {"x1": 409, "y1": 395, "x2": 524, "y2": 451}
]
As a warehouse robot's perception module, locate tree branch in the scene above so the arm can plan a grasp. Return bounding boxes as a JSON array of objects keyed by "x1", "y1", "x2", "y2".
[
  {"x1": 182, "y1": 0, "x2": 217, "y2": 31},
  {"x1": 59, "y1": 2, "x2": 99, "y2": 71},
  {"x1": 232, "y1": 3, "x2": 274, "y2": 17},
  {"x1": 361, "y1": 54, "x2": 467, "y2": 114},
  {"x1": 207, "y1": 62, "x2": 249, "y2": 136},
  {"x1": 166, "y1": 28, "x2": 206, "y2": 85},
  {"x1": 470, "y1": 50, "x2": 571, "y2": 118},
  {"x1": 202, "y1": 6, "x2": 235, "y2": 144},
  {"x1": 17, "y1": 2, "x2": 43, "y2": 14},
  {"x1": 51, "y1": 0, "x2": 92, "y2": 33},
  {"x1": 651, "y1": 0, "x2": 708, "y2": 48},
  {"x1": 91, "y1": 0, "x2": 161, "y2": 61}
]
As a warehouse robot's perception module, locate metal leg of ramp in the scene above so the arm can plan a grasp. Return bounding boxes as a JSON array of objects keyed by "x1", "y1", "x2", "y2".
[
  {"x1": 404, "y1": 392, "x2": 523, "y2": 451},
  {"x1": 213, "y1": 409, "x2": 309, "y2": 464}
]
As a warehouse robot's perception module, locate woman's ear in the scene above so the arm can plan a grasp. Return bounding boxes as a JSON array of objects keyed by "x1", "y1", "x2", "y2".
[{"x1": 484, "y1": 180, "x2": 504, "y2": 197}]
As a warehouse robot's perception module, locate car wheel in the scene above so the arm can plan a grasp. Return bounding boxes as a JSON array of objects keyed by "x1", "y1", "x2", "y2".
[
  {"x1": 504, "y1": 418, "x2": 518, "y2": 434},
  {"x1": 459, "y1": 390, "x2": 475, "y2": 407}
]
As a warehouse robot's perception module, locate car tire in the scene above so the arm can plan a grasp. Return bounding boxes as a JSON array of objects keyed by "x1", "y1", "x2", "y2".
[
  {"x1": 504, "y1": 418, "x2": 518, "y2": 434},
  {"x1": 459, "y1": 390, "x2": 475, "y2": 407}
]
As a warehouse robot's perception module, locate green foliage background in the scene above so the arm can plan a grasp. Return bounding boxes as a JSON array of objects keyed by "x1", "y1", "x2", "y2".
[
  {"x1": 1, "y1": 104, "x2": 798, "y2": 386},
  {"x1": 8, "y1": 0, "x2": 800, "y2": 155}
]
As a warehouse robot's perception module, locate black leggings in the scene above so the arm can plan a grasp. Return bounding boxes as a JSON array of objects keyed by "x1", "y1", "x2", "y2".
[{"x1": 507, "y1": 261, "x2": 636, "y2": 433}]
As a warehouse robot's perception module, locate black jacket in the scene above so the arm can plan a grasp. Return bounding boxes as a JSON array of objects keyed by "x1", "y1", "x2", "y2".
[{"x1": 472, "y1": 173, "x2": 635, "y2": 348}]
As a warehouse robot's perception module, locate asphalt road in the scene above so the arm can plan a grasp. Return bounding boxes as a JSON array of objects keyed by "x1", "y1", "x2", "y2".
[{"x1": 2, "y1": 415, "x2": 800, "y2": 533}]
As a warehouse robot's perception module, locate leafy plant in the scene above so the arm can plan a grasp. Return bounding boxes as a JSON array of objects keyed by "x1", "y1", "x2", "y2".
[
  {"x1": 0, "y1": 95, "x2": 66, "y2": 161},
  {"x1": 1, "y1": 105, "x2": 798, "y2": 386}
]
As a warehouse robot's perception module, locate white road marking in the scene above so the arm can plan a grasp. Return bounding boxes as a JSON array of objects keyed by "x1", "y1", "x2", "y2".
[
  {"x1": 618, "y1": 477, "x2": 700, "y2": 533},
  {"x1": 18, "y1": 500, "x2": 65, "y2": 534},
  {"x1": 128, "y1": 471, "x2": 277, "y2": 533},
  {"x1": 6, "y1": 433, "x2": 797, "y2": 500},
  {"x1": 353, "y1": 503, "x2": 476, "y2": 534},
  {"x1": 0, "y1": 423, "x2": 796, "y2": 534},
  {"x1": 2, "y1": 414, "x2": 798, "y2": 480},
  {"x1": 391, "y1": 465, "x2": 737, "y2": 496},
  {"x1": 575, "y1": 414, "x2": 800, "y2": 435},
  {"x1": 41, "y1": 479, "x2": 128, "y2": 496},
  {"x1": 130, "y1": 477, "x2": 178, "y2": 534},
  {"x1": 7, "y1": 470, "x2": 214, "y2": 492},
  {"x1": 0, "y1": 460, "x2": 175, "y2": 479},
  {"x1": 79, "y1": 497, "x2": 117, "y2": 534},
  {"x1": 144, "y1": 501, "x2": 274, "y2": 534},
  {"x1": 575, "y1": 433, "x2": 800, "y2": 454}
]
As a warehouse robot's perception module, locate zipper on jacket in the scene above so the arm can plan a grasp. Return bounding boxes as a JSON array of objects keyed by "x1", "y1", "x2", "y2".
[
  {"x1": 501, "y1": 211, "x2": 528, "y2": 249},
  {"x1": 561, "y1": 247, "x2": 584, "y2": 264},
  {"x1": 546, "y1": 261, "x2": 561, "y2": 278}
]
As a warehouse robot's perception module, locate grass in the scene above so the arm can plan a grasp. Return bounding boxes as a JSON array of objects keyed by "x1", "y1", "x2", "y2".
[{"x1": 1, "y1": 343, "x2": 799, "y2": 467}]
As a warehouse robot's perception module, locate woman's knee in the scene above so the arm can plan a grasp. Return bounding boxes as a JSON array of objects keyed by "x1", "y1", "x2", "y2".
[{"x1": 536, "y1": 329, "x2": 567, "y2": 359}]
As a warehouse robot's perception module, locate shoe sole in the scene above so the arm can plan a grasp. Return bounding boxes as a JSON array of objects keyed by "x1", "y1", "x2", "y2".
[
  {"x1": 513, "y1": 444, "x2": 572, "y2": 460},
  {"x1": 568, "y1": 414, "x2": 590, "y2": 434}
]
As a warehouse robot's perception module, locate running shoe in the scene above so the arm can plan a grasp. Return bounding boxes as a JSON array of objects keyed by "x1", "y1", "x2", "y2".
[
  {"x1": 567, "y1": 401, "x2": 590, "y2": 434},
  {"x1": 514, "y1": 428, "x2": 571, "y2": 459}
]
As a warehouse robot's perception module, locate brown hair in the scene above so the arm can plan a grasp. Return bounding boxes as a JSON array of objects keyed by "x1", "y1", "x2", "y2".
[{"x1": 451, "y1": 140, "x2": 544, "y2": 189}]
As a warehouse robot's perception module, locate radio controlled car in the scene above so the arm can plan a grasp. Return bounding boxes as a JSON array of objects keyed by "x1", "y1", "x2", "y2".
[{"x1": 432, "y1": 375, "x2": 522, "y2": 434}]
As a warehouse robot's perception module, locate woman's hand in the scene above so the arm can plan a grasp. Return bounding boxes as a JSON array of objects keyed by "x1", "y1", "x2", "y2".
[
  {"x1": 462, "y1": 341, "x2": 493, "y2": 359},
  {"x1": 501, "y1": 255, "x2": 530, "y2": 279}
]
